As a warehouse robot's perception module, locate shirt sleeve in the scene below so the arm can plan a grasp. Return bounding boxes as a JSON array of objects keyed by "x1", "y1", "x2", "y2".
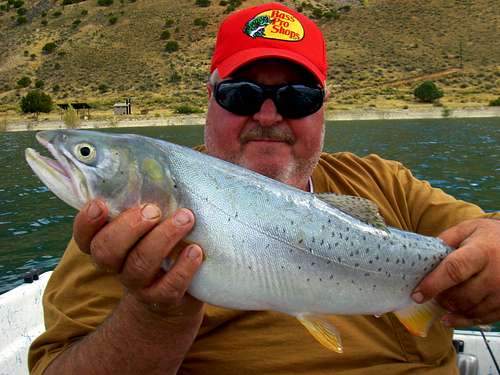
[{"x1": 28, "y1": 239, "x2": 123, "y2": 375}]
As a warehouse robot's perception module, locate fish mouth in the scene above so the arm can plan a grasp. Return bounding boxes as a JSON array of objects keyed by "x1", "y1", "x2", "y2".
[{"x1": 25, "y1": 132, "x2": 88, "y2": 211}]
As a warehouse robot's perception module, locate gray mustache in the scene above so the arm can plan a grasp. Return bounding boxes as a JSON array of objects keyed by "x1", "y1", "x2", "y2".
[{"x1": 240, "y1": 127, "x2": 295, "y2": 144}]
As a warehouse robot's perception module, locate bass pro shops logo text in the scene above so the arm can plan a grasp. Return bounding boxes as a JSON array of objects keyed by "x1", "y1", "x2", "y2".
[{"x1": 243, "y1": 9, "x2": 304, "y2": 42}]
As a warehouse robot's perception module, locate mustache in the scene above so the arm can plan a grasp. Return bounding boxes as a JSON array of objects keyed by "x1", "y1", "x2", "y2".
[{"x1": 240, "y1": 126, "x2": 295, "y2": 145}]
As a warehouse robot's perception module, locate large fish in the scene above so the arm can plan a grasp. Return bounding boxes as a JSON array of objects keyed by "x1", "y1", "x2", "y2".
[{"x1": 25, "y1": 129, "x2": 452, "y2": 353}]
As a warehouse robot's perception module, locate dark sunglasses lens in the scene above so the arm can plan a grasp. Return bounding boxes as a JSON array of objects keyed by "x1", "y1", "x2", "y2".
[
  {"x1": 215, "y1": 81, "x2": 263, "y2": 116},
  {"x1": 276, "y1": 85, "x2": 324, "y2": 118}
]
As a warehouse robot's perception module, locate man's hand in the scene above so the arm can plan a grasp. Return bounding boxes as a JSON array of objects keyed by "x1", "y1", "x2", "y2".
[
  {"x1": 412, "y1": 218, "x2": 500, "y2": 327},
  {"x1": 73, "y1": 199, "x2": 204, "y2": 323}
]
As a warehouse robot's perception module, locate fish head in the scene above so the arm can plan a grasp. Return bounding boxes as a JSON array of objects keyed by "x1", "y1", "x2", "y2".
[{"x1": 25, "y1": 130, "x2": 178, "y2": 218}]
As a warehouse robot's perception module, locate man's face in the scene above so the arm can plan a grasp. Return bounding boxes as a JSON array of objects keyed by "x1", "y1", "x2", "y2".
[{"x1": 204, "y1": 60, "x2": 325, "y2": 190}]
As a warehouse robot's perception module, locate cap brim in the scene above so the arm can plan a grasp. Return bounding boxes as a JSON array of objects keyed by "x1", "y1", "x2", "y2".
[{"x1": 216, "y1": 47, "x2": 326, "y2": 85}]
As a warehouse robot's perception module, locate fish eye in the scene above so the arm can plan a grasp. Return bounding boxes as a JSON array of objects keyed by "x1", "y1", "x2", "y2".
[{"x1": 74, "y1": 143, "x2": 96, "y2": 162}]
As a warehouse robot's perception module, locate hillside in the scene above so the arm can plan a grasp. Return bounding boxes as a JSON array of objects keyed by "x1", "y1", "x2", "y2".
[{"x1": 0, "y1": 0, "x2": 499, "y2": 116}]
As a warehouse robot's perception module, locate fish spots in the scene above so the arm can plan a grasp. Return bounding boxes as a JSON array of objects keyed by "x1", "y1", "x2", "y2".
[
  {"x1": 306, "y1": 278, "x2": 310, "y2": 282},
  {"x1": 298, "y1": 239, "x2": 304, "y2": 244},
  {"x1": 329, "y1": 274, "x2": 334, "y2": 280},
  {"x1": 298, "y1": 266, "x2": 302, "y2": 270},
  {"x1": 311, "y1": 262, "x2": 315, "y2": 266}
]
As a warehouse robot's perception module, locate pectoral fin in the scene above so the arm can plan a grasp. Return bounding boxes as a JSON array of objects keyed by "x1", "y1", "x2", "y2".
[
  {"x1": 394, "y1": 300, "x2": 447, "y2": 337},
  {"x1": 296, "y1": 314, "x2": 343, "y2": 353}
]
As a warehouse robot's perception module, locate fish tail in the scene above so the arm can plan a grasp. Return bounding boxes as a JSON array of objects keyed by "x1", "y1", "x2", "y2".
[{"x1": 394, "y1": 299, "x2": 447, "y2": 337}]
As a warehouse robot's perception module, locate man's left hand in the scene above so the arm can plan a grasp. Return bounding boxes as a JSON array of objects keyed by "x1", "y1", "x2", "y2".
[{"x1": 412, "y1": 218, "x2": 500, "y2": 327}]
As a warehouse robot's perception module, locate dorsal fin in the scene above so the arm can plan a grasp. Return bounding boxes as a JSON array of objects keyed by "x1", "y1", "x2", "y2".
[{"x1": 315, "y1": 193, "x2": 387, "y2": 231}]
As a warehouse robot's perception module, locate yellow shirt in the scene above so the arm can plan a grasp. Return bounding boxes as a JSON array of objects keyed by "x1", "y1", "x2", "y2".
[{"x1": 29, "y1": 152, "x2": 499, "y2": 374}]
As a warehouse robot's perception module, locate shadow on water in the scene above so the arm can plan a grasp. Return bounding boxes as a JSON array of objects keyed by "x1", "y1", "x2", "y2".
[{"x1": 0, "y1": 118, "x2": 498, "y2": 294}]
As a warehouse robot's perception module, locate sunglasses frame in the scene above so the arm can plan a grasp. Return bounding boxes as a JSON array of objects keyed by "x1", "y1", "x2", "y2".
[{"x1": 214, "y1": 79, "x2": 325, "y2": 119}]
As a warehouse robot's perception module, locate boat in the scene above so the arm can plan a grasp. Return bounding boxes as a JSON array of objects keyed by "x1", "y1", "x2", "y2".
[{"x1": 0, "y1": 271, "x2": 498, "y2": 375}]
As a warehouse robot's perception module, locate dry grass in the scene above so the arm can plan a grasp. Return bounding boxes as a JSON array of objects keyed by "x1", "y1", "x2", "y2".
[{"x1": 0, "y1": 0, "x2": 498, "y2": 113}]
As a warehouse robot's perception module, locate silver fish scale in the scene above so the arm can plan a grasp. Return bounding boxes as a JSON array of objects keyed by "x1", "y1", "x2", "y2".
[{"x1": 156, "y1": 141, "x2": 453, "y2": 316}]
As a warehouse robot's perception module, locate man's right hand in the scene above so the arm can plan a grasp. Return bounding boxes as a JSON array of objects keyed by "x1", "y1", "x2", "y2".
[
  {"x1": 43, "y1": 200, "x2": 205, "y2": 374},
  {"x1": 73, "y1": 199, "x2": 205, "y2": 332}
]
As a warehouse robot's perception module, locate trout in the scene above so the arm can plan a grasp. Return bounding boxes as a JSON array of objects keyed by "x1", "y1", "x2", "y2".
[{"x1": 25, "y1": 129, "x2": 452, "y2": 353}]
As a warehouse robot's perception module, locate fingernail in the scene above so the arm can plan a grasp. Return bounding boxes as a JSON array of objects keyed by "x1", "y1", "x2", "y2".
[
  {"x1": 173, "y1": 209, "x2": 191, "y2": 226},
  {"x1": 87, "y1": 201, "x2": 102, "y2": 219},
  {"x1": 411, "y1": 291, "x2": 424, "y2": 304},
  {"x1": 187, "y1": 245, "x2": 201, "y2": 260},
  {"x1": 141, "y1": 204, "x2": 160, "y2": 220}
]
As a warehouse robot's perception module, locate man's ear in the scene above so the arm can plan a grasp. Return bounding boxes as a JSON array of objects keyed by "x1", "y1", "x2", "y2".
[
  {"x1": 324, "y1": 87, "x2": 331, "y2": 101},
  {"x1": 206, "y1": 83, "x2": 213, "y2": 99}
]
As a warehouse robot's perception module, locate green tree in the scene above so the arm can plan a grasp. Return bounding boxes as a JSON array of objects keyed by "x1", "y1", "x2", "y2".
[
  {"x1": 489, "y1": 97, "x2": 500, "y2": 106},
  {"x1": 17, "y1": 76, "x2": 31, "y2": 88},
  {"x1": 414, "y1": 81, "x2": 443, "y2": 103},
  {"x1": 20, "y1": 90, "x2": 53, "y2": 118},
  {"x1": 160, "y1": 30, "x2": 170, "y2": 40},
  {"x1": 35, "y1": 79, "x2": 44, "y2": 89}
]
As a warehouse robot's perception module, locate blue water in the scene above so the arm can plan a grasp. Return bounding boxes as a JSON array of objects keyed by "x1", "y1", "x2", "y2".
[{"x1": 0, "y1": 117, "x2": 498, "y2": 295}]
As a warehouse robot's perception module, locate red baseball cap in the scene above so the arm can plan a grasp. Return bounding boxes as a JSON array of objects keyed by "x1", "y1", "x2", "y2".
[{"x1": 211, "y1": 2, "x2": 327, "y2": 85}]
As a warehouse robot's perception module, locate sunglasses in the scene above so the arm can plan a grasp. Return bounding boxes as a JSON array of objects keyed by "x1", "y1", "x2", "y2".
[{"x1": 214, "y1": 79, "x2": 325, "y2": 119}]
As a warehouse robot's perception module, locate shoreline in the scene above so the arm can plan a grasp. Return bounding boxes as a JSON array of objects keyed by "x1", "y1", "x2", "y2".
[{"x1": 2, "y1": 107, "x2": 499, "y2": 132}]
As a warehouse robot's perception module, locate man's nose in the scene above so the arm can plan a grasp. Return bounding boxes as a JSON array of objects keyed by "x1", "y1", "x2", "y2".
[{"x1": 252, "y1": 99, "x2": 283, "y2": 126}]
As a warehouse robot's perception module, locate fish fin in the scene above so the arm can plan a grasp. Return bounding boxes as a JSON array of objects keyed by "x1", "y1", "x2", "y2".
[
  {"x1": 315, "y1": 193, "x2": 387, "y2": 231},
  {"x1": 296, "y1": 314, "x2": 343, "y2": 353},
  {"x1": 394, "y1": 300, "x2": 447, "y2": 337}
]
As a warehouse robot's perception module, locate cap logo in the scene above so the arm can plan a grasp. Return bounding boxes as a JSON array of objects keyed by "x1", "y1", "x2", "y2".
[{"x1": 243, "y1": 9, "x2": 304, "y2": 42}]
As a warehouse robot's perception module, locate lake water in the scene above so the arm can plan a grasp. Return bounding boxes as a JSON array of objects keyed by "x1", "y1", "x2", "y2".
[{"x1": 0, "y1": 118, "x2": 498, "y2": 295}]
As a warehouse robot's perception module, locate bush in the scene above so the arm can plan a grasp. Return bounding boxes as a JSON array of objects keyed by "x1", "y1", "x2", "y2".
[
  {"x1": 16, "y1": 7, "x2": 26, "y2": 15},
  {"x1": 42, "y1": 42, "x2": 57, "y2": 54},
  {"x1": 164, "y1": 40, "x2": 179, "y2": 53},
  {"x1": 17, "y1": 76, "x2": 31, "y2": 88},
  {"x1": 108, "y1": 15, "x2": 118, "y2": 24},
  {"x1": 174, "y1": 104, "x2": 203, "y2": 114},
  {"x1": 164, "y1": 18, "x2": 174, "y2": 27},
  {"x1": 12, "y1": 0, "x2": 23, "y2": 8},
  {"x1": 489, "y1": 97, "x2": 500, "y2": 106},
  {"x1": 63, "y1": 104, "x2": 80, "y2": 128},
  {"x1": 193, "y1": 18, "x2": 208, "y2": 27},
  {"x1": 160, "y1": 30, "x2": 170, "y2": 40},
  {"x1": 98, "y1": 83, "x2": 108, "y2": 93},
  {"x1": 169, "y1": 71, "x2": 181, "y2": 83},
  {"x1": 219, "y1": 0, "x2": 227, "y2": 5},
  {"x1": 52, "y1": 84, "x2": 60, "y2": 92},
  {"x1": 20, "y1": 90, "x2": 53, "y2": 117},
  {"x1": 52, "y1": 10, "x2": 62, "y2": 17},
  {"x1": 81, "y1": 9, "x2": 88, "y2": 16},
  {"x1": 97, "y1": 0, "x2": 113, "y2": 6},
  {"x1": 195, "y1": 0, "x2": 210, "y2": 7},
  {"x1": 16, "y1": 15, "x2": 27, "y2": 24},
  {"x1": 72, "y1": 19, "x2": 81, "y2": 26},
  {"x1": 414, "y1": 81, "x2": 443, "y2": 103},
  {"x1": 35, "y1": 79, "x2": 44, "y2": 89},
  {"x1": 41, "y1": 19, "x2": 47, "y2": 26}
]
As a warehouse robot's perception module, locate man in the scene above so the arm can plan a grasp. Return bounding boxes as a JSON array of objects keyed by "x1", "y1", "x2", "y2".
[{"x1": 29, "y1": 3, "x2": 499, "y2": 374}]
